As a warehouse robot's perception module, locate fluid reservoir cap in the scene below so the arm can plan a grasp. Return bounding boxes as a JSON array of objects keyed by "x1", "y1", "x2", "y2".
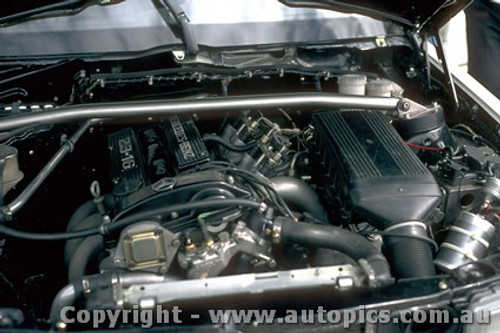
[
  {"x1": 367, "y1": 79, "x2": 394, "y2": 97},
  {"x1": 337, "y1": 74, "x2": 367, "y2": 96},
  {"x1": 0, "y1": 145, "x2": 24, "y2": 195}
]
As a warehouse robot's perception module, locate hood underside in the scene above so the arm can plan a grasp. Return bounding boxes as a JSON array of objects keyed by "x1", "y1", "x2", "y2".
[
  {"x1": 2, "y1": 0, "x2": 472, "y2": 32},
  {"x1": 280, "y1": 0, "x2": 472, "y2": 31}
]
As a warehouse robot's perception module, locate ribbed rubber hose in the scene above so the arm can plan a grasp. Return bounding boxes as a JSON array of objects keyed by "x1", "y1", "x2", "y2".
[
  {"x1": 383, "y1": 222, "x2": 436, "y2": 278},
  {"x1": 384, "y1": 237, "x2": 435, "y2": 278}
]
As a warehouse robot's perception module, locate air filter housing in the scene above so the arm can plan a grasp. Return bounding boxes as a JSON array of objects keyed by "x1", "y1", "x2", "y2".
[{"x1": 313, "y1": 110, "x2": 441, "y2": 229}]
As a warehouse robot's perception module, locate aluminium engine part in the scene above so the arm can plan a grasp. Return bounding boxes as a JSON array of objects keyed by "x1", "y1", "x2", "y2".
[
  {"x1": 112, "y1": 221, "x2": 180, "y2": 274},
  {"x1": 121, "y1": 264, "x2": 363, "y2": 306},
  {"x1": 312, "y1": 110, "x2": 440, "y2": 278},
  {"x1": 51, "y1": 263, "x2": 366, "y2": 322},
  {"x1": 0, "y1": 145, "x2": 23, "y2": 198},
  {"x1": 177, "y1": 220, "x2": 274, "y2": 279},
  {"x1": 218, "y1": 113, "x2": 293, "y2": 175},
  {"x1": 391, "y1": 106, "x2": 454, "y2": 164},
  {"x1": 435, "y1": 211, "x2": 496, "y2": 272}
]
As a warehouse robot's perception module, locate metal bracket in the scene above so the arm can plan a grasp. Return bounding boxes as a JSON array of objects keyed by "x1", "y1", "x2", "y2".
[
  {"x1": 375, "y1": 36, "x2": 387, "y2": 48},
  {"x1": 395, "y1": 98, "x2": 442, "y2": 120}
]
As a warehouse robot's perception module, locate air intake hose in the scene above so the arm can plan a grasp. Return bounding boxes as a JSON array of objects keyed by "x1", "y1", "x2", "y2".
[
  {"x1": 276, "y1": 217, "x2": 393, "y2": 286},
  {"x1": 382, "y1": 222, "x2": 436, "y2": 278}
]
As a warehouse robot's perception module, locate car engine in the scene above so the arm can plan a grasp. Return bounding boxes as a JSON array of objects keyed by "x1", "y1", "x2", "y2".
[{"x1": 1, "y1": 49, "x2": 500, "y2": 331}]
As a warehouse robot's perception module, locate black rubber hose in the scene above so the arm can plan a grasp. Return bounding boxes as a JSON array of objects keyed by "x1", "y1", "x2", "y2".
[
  {"x1": 65, "y1": 195, "x2": 113, "y2": 232},
  {"x1": 278, "y1": 218, "x2": 392, "y2": 285},
  {"x1": 280, "y1": 218, "x2": 379, "y2": 259},
  {"x1": 271, "y1": 177, "x2": 328, "y2": 222},
  {"x1": 384, "y1": 237, "x2": 435, "y2": 278},
  {"x1": 202, "y1": 134, "x2": 255, "y2": 152},
  {"x1": 67, "y1": 235, "x2": 104, "y2": 282},
  {"x1": 382, "y1": 222, "x2": 435, "y2": 278},
  {"x1": 65, "y1": 213, "x2": 102, "y2": 266},
  {"x1": 65, "y1": 200, "x2": 98, "y2": 232}
]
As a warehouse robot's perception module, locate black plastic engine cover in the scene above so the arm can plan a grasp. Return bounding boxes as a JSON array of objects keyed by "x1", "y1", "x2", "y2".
[{"x1": 313, "y1": 110, "x2": 441, "y2": 229}]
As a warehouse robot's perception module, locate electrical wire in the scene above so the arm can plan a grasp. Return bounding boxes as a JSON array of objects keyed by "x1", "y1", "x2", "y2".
[
  {"x1": 202, "y1": 134, "x2": 255, "y2": 152},
  {"x1": 450, "y1": 128, "x2": 498, "y2": 151},
  {"x1": 213, "y1": 166, "x2": 297, "y2": 220},
  {"x1": 453, "y1": 124, "x2": 478, "y2": 136},
  {"x1": 107, "y1": 199, "x2": 262, "y2": 234},
  {"x1": 195, "y1": 161, "x2": 299, "y2": 219},
  {"x1": 404, "y1": 142, "x2": 445, "y2": 151},
  {"x1": 0, "y1": 199, "x2": 261, "y2": 241},
  {"x1": 0, "y1": 222, "x2": 99, "y2": 241}
]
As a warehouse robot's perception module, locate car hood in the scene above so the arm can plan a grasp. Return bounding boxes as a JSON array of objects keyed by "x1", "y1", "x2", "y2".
[
  {"x1": 2, "y1": 0, "x2": 471, "y2": 31},
  {"x1": 280, "y1": 0, "x2": 472, "y2": 31}
]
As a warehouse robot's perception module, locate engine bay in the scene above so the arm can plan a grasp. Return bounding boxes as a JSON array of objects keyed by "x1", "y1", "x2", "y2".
[{"x1": 1, "y1": 46, "x2": 500, "y2": 331}]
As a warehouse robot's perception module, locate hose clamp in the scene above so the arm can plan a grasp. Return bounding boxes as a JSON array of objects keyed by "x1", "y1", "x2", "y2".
[{"x1": 271, "y1": 218, "x2": 283, "y2": 244}]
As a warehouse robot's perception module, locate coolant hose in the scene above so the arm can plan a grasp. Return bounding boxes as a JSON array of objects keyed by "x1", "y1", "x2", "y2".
[
  {"x1": 64, "y1": 213, "x2": 102, "y2": 265},
  {"x1": 277, "y1": 218, "x2": 392, "y2": 285},
  {"x1": 67, "y1": 235, "x2": 104, "y2": 282},
  {"x1": 382, "y1": 222, "x2": 436, "y2": 278},
  {"x1": 65, "y1": 200, "x2": 98, "y2": 232},
  {"x1": 271, "y1": 177, "x2": 328, "y2": 222}
]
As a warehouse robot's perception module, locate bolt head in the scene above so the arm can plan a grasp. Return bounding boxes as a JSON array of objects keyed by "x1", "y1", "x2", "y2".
[{"x1": 438, "y1": 281, "x2": 449, "y2": 290}]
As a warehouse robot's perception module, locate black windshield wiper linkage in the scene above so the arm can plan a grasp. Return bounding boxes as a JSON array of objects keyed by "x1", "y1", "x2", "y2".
[
  {"x1": 159, "y1": 0, "x2": 199, "y2": 55},
  {"x1": 0, "y1": 0, "x2": 123, "y2": 26}
]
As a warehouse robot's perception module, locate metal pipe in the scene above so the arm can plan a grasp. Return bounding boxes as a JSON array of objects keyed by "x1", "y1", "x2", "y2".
[
  {"x1": 50, "y1": 272, "x2": 166, "y2": 326},
  {"x1": 0, "y1": 93, "x2": 401, "y2": 131},
  {"x1": 50, "y1": 284, "x2": 76, "y2": 326},
  {"x1": 4, "y1": 119, "x2": 96, "y2": 216}
]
